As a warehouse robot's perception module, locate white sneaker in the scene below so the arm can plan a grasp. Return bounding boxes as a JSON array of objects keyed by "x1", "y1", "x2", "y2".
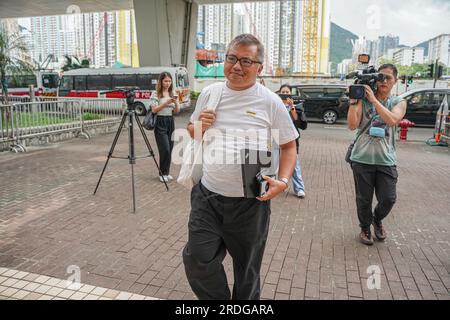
[
  {"x1": 297, "y1": 191, "x2": 306, "y2": 198},
  {"x1": 159, "y1": 176, "x2": 169, "y2": 183},
  {"x1": 166, "y1": 175, "x2": 174, "y2": 181}
]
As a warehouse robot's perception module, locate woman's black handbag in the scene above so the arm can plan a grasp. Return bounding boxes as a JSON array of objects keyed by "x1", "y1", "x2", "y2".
[
  {"x1": 294, "y1": 106, "x2": 308, "y2": 130},
  {"x1": 345, "y1": 142, "x2": 356, "y2": 164},
  {"x1": 142, "y1": 112, "x2": 157, "y2": 131}
]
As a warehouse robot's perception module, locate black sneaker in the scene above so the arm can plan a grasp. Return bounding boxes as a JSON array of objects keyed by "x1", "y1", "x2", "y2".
[
  {"x1": 373, "y1": 222, "x2": 387, "y2": 241},
  {"x1": 359, "y1": 229, "x2": 374, "y2": 246}
]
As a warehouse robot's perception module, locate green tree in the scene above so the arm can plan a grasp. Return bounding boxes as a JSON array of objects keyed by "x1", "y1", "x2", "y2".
[
  {"x1": 377, "y1": 58, "x2": 437, "y2": 79},
  {"x1": 61, "y1": 55, "x2": 90, "y2": 72},
  {"x1": 0, "y1": 27, "x2": 33, "y2": 104}
]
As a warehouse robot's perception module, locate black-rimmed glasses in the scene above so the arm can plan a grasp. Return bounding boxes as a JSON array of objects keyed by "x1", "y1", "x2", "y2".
[{"x1": 225, "y1": 54, "x2": 262, "y2": 67}]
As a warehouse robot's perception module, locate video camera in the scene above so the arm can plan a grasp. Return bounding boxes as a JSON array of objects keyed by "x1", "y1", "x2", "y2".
[{"x1": 346, "y1": 55, "x2": 386, "y2": 100}]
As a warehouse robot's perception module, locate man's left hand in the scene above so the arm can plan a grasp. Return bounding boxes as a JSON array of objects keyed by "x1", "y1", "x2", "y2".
[{"x1": 256, "y1": 176, "x2": 288, "y2": 202}]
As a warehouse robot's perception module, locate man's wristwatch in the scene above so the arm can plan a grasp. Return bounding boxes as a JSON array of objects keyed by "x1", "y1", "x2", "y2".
[{"x1": 278, "y1": 178, "x2": 289, "y2": 188}]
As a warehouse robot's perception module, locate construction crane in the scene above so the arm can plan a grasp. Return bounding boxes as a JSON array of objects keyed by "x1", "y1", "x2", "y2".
[
  {"x1": 86, "y1": 13, "x2": 108, "y2": 63},
  {"x1": 301, "y1": 0, "x2": 320, "y2": 77},
  {"x1": 243, "y1": 3, "x2": 258, "y2": 36}
]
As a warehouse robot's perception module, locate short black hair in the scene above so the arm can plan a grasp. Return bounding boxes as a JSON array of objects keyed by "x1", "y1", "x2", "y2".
[
  {"x1": 227, "y1": 34, "x2": 265, "y2": 63},
  {"x1": 378, "y1": 64, "x2": 398, "y2": 78}
]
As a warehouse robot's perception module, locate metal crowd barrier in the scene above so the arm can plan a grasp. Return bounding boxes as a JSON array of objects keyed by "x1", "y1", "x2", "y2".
[
  {"x1": 1, "y1": 98, "x2": 125, "y2": 152},
  {"x1": 0, "y1": 104, "x2": 15, "y2": 147}
]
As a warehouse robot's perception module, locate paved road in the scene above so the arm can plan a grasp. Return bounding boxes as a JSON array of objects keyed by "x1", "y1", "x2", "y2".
[{"x1": 0, "y1": 110, "x2": 449, "y2": 300}]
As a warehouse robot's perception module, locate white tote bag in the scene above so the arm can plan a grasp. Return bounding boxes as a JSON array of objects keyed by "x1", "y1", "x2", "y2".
[{"x1": 177, "y1": 84, "x2": 223, "y2": 189}]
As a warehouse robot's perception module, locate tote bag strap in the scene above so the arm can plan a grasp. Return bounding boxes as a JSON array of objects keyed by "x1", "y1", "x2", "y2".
[{"x1": 203, "y1": 83, "x2": 223, "y2": 113}]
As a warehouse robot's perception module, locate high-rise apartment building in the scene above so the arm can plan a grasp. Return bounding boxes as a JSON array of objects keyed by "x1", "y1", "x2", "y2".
[
  {"x1": 392, "y1": 47, "x2": 424, "y2": 66},
  {"x1": 197, "y1": 4, "x2": 234, "y2": 55},
  {"x1": 26, "y1": 15, "x2": 75, "y2": 69},
  {"x1": 72, "y1": 12, "x2": 116, "y2": 68},
  {"x1": 376, "y1": 35, "x2": 400, "y2": 60},
  {"x1": 116, "y1": 10, "x2": 139, "y2": 67},
  {"x1": 428, "y1": 34, "x2": 450, "y2": 66},
  {"x1": 198, "y1": 1, "x2": 330, "y2": 75},
  {"x1": 7, "y1": 10, "x2": 138, "y2": 70}
]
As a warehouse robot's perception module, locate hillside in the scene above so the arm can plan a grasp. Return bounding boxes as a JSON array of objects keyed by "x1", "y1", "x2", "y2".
[{"x1": 329, "y1": 22, "x2": 359, "y2": 65}]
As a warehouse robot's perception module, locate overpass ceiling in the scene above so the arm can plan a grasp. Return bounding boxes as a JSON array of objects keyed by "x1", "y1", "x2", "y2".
[
  {"x1": 0, "y1": 0, "x2": 271, "y2": 19},
  {"x1": 0, "y1": 0, "x2": 133, "y2": 19}
]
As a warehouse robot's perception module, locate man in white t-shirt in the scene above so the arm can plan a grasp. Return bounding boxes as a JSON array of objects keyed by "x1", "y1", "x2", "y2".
[{"x1": 182, "y1": 34, "x2": 299, "y2": 300}]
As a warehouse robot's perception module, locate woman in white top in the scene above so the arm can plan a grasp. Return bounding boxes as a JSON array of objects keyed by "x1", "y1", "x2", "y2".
[{"x1": 150, "y1": 72, "x2": 181, "y2": 183}]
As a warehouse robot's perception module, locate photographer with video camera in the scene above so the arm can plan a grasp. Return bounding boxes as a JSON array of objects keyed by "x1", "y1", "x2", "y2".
[
  {"x1": 150, "y1": 72, "x2": 181, "y2": 183},
  {"x1": 278, "y1": 84, "x2": 307, "y2": 198},
  {"x1": 347, "y1": 63, "x2": 407, "y2": 246}
]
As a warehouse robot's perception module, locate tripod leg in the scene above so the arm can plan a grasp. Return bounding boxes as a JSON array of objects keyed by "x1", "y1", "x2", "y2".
[
  {"x1": 135, "y1": 115, "x2": 169, "y2": 191},
  {"x1": 93, "y1": 111, "x2": 127, "y2": 195},
  {"x1": 131, "y1": 162, "x2": 136, "y2": 213},
  {"x1": 128, "y1": 111, "x2": 137, "y2": 213}
]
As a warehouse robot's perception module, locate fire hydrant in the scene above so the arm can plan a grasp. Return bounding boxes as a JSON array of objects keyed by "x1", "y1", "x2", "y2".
[{"x1": 399, "y1": 119, "x2": 415, "y2": 141}]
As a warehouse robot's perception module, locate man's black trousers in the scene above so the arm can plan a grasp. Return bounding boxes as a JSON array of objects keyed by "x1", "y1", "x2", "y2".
[
  {"x1": 351, "y1": 162, "x2": 398, "y2": 230},
  {"x1": 183, "y1": 183, "x2": 271, "y2": 300}
]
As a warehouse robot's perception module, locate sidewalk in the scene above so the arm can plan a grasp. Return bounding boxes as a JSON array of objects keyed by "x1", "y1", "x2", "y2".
[{"x1": 0, "y1": 112, "x2": 449, "y2": 300}]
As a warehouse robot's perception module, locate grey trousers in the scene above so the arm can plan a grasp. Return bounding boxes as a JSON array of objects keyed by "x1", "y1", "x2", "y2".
[
  {"x1": 183, "y1": 183, "x2": 271, "y2": 300},
  {"x1": 351, "y1": 162, "x2": 398, "y2": 230}
]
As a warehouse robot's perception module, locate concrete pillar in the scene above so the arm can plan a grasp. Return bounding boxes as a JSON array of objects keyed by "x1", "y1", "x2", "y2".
[
  {"x1": 184, "y1": 1, "x2": 199, "y2": 88},
  {"x1": 133, "y1": 0, "x2": 198, "y2": 72}
]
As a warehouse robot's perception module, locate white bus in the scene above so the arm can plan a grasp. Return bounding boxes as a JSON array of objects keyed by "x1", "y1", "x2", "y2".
[
  {"x1": 58, "y1": 66, "x2": 191, "y2": 115},
  {"x1": 5, "y1": 71, "x2": 59, "y2": 97}
]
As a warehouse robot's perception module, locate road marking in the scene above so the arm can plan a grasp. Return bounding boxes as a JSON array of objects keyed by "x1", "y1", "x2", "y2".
[{"x1": 324, "y1": 126, "x2": 347, "y2": 130}]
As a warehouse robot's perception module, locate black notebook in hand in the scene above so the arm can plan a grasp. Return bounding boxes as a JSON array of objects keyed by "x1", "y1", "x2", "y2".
[{"x1": 240, "y1": 149, "x2": 273, "y2": 198}]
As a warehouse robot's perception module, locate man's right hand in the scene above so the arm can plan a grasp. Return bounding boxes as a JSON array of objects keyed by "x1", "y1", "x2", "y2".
[{"x1": 198, "y1": 110, "x2": 216, "y2": 132}]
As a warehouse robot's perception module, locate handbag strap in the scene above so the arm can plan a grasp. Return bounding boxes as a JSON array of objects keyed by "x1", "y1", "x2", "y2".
[
  {"x1": 354, "y1": 116, "x2": 373, "y2": 143},
  {"x1": 354, "y1": 96, "x2": 394, "y2": 143}
]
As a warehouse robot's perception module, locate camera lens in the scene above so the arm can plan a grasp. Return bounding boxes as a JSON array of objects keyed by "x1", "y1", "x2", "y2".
[
  {"x1": 349, "y1": 85, "x2": 365, "y2": 100},
  {"x1": 376, "y1": 73, "x2": 386, "y2": 82}
]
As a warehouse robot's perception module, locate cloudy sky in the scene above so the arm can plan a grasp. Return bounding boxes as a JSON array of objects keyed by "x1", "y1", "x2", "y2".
[{"x1": 330, "y1": 0, "x2": 450, "y2": 45}]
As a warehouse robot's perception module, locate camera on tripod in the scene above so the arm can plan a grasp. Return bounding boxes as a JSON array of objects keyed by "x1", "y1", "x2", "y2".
[
  {"x1": 101, "y1": 87, "x2": 140, "y2": 109},
  {"x1": 94, "y1": 86, "x2": 168, "y2": 213},
  {"x1": 346, "y1": 55, "x2": 386, "y2": 100}
]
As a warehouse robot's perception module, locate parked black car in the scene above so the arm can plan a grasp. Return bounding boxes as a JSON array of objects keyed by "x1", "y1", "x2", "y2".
[
  {"x1": 399, "y1": 89, "x2": 450, "y2": 126},
  {"x1": 289, "y1": 85, "x2": 350, "y2": 125}
]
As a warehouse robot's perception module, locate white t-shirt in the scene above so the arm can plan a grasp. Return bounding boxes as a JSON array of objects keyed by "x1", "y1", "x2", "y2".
[{"x1": 190, "y1": 82, "x2": 299, "y2": 197}]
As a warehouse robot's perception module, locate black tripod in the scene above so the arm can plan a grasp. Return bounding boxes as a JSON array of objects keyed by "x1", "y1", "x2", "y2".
[{"x1": 93, "y1": 88, "x2": 169, "y2": 213}]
